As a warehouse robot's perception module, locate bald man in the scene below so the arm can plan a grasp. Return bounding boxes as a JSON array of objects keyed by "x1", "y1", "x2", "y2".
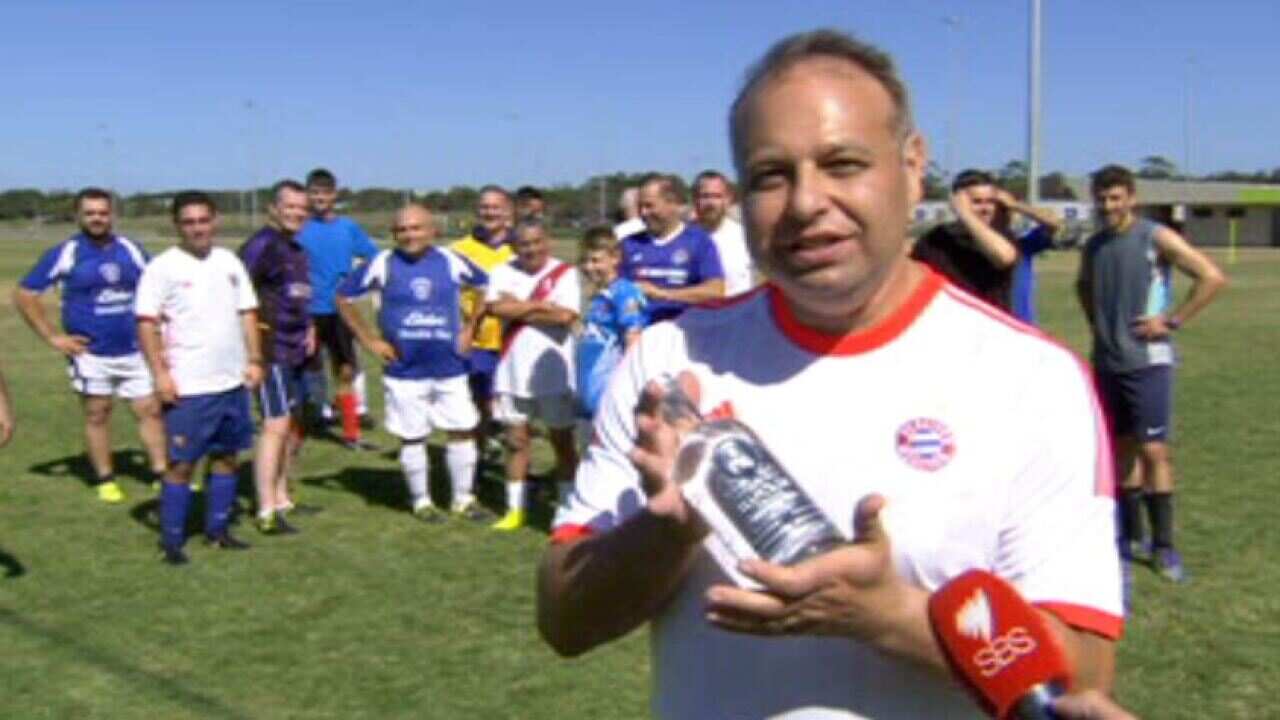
[{"x1": 338, "y1": 205, "x2": 492, "y2": 523}]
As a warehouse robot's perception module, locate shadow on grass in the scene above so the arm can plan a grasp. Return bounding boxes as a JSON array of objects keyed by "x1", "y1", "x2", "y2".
[
  {"x1": 27, "y1": 449, "x2": 155, "y2": 489},
  {"x1": 0, "y1": 547, "x2": 25, "y2": 578},
  {"x1": 0, "y1": 607, "x2": 252, "y2": 720}
]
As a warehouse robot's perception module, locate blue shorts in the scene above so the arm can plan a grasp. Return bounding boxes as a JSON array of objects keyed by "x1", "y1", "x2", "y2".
[
  {"x1": 165, "y1": 387, "x2": 254, "y2": 464},
  {"x1": 257, "y1": 363, "x2": 305, "y2": 420},
  {"x1": 467, "y1": 349, "x2": 499, "y2": 402},
  {"x1": 1096, "y1": 365, "x2": 1173, "y2": 443}
]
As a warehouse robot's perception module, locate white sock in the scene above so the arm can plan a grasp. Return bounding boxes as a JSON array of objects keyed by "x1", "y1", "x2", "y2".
[
  {"x1": 399, "y1": 443, "x2": 428, "y2": 506},
  {"x1": 446, "y1": 440, "x2": 478, "y2": 507},
  {"x1": 355, "y1": 370, "x2": 368, "y2": 415},
  {"x1": 506, "y1": 481, "x2": 524, "y2": 513}
]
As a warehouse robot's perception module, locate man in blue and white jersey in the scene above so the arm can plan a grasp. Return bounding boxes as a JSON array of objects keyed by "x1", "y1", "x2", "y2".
[
  {"x1": 619, "y1": 174, "x2": 724, "y2": 325},
  {"x1": 337, "y1": 205, "x2": 491, "y2": 524},
  {"x1": 13, "y1": 187, "x2": 167, "y2": 503}
]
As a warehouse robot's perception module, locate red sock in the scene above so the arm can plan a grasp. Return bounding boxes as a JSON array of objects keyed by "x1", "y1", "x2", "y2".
[{"x1": 337, "y1": 393, "x2": 359, "y2": 442}]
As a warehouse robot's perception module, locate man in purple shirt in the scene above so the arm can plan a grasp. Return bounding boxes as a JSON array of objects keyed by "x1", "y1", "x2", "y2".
[
  {"x1": 239, "y1": 179, "x2": 315, "y2": 535},
  {"x1": 618, "y1": 173, "x2": 725, "y2": 324}
]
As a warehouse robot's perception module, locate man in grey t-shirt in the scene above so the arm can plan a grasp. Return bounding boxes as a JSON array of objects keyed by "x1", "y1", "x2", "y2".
[{"x1": 1076, "y1": 164, "x2": 1226, "y2": 583}]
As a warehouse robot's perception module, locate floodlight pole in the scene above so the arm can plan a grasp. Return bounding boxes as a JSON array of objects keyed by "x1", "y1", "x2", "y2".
[
  {"x1": 1027, "y1": 0, "x2": 1042, "y2": 204},
  {"x1": 1184, "y1": 56, "x2": 1194, "y2": 179},
  {"x1": 942, "y1": 15, "x2": 961, "y2": 183}
]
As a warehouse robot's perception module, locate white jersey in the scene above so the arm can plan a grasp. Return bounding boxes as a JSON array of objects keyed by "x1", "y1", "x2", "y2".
[
  {"x1": 488, "y1": 258, "x2": 580, "y2": 399},
  {"x1": 134, "y1": 246, "x2": 258, "y2": 397},
  {"x1": 554, "y1": 268, "x2": 1122, "y2": 720},
  {"x1": 708, "y1": 217, "x2": 756, "y2": 296}
]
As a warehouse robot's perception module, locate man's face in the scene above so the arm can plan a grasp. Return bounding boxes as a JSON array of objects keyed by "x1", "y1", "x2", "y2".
[
  {"x1": 476, "y1": 191, "x2": 510, "y2": 235},
  {"x1": 77, "y1": 198, "x2": 113, "y2": 238},
  {"x1": 581, "y1": 248, "x2": 619, "y2": 286},
  {"x1": 694, "y1": 177, "x2": 732, "y2": 230},
  {"x1": 514, "y1": 227, "x2": 550, "y2": 270},
  {"x1": 392, "y1": 207, "x2": 435, "y2": 255},
  {"x1": 1094, "y1": 185, "x2": 1136, "y2": 231},
  {"x1": 964, "y1": 184, "x2": 999, "y2": 225},
  {"x1": 174, "y1": 203, "x2": 218, "y2": 256},
  {"x1": 270, "y1": 187, "x2": 309, "y2": 234},
  {"x1": 736, "y1": 57, "x2": 924, "y2": 318},
  {"x1": 307, "y1": 183, "x2": 338, "y2": 217},
  {"x1": 638, "y1": 182, "x2": 680, "y2": 236},
  {"x1": 517, "y1": 197, "x2": 545, "y2": 222}
]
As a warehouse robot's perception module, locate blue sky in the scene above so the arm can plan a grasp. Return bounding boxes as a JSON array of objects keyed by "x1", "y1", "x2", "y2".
[{"x1": 2, "y1": 0, "x2": 1276, "y2": 192}]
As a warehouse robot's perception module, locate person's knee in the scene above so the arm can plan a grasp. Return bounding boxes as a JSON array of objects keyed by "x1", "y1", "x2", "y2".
[
  {"x1": 336, "y1": 363, "x2": 356, "y2": 385},
  {"x1": 132, "y1": 397, "x2": 162, "y2": 420},
  {"x1": 504, "y1": 424, "x2": 529, "y2": 452},
  {"x1": 1140, "y1": 442, "x2": 1170, "y2": 467},
  {"x1": 84, "y1": 401, "x2": 113, "y2": 426},
  {"x1": 166, "y1": 463, "x2": 196, "y2": 484}
]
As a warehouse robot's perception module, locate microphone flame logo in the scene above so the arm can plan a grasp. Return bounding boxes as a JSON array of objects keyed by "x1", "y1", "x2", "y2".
[{"x1": 956, "y1": 589, "x2": 993, "y2": 642}]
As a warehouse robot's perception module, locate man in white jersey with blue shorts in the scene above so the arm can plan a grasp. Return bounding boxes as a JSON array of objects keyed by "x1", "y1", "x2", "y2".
[
  {"x1": 14, "y1": 188, "x2": 168, "y2": 503},
  {"x1": 337, "y1": 205, "x2": 489, "y2": 523},
  {"x1": 538, "y1": 30, "x2": 1124, "y2": 719}
]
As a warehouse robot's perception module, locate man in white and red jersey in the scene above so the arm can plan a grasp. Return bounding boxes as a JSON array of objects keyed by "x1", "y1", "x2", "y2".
[
  {"x1": 486, "y1": 220, "x2": 580, "y2": 531},
  {"x1": 537, "y1": 30, "x2": 1122, "y2": 719}
]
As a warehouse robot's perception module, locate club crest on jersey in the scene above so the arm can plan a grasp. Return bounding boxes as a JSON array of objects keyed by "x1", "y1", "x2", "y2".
[
  {"x1": 671, "y1": 249, "x2": 690, "y2": 265},
  {"x1": 99, "y1": 262, "x2": 121, "y2": 284},
  {"x1": 410, "y1": 278, "x2": 432, "y2": 301},
  {"x1": 895, "y1": 417, "x2": 955, "y2": 471}
]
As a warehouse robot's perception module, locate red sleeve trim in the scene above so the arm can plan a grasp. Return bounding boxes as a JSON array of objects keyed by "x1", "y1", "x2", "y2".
[
  {"x1": 1034, "y1": 601, "x2": 1124, "y2": 640},
  {"x1": 549, "y1": 524, "x2": 595, "y2": 545}
]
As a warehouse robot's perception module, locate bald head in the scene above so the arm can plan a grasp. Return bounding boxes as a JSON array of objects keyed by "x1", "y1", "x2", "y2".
[{"x1": 392, "y1": 204, "x2": 436, "y2": 255}]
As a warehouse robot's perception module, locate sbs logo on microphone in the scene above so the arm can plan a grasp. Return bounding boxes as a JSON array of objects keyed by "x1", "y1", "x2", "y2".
[{"x1": 972, "y1": 626, "x2": 1038, "y2": 677}]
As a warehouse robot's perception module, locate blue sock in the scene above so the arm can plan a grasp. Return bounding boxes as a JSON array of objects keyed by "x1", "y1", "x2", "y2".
[
  {"x1": 160, "y1": 481, "x2": 193, "y2": 550},
  {"x1": 205, "y1": 473, "x2": 238, "y2": 537}
]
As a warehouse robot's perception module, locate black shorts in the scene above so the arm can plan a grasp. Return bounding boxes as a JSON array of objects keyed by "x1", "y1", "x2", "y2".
[
  {"x1": 1096, "y1": 365, "x2": 1173, "y2": 443},
  {"x1": 309, "y1": 314, "x2": 359, "y2": 370}
]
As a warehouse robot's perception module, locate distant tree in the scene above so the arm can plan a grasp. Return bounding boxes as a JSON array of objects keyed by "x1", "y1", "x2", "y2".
[
  {"x1": 1138, "y1": 155, "x2": 1179, "y2": 179},
  {"x1": 1039, "y1": 172, "x2": 1076, "y2": 200},
  {"x1": 997, "y1": 160, "x2": 1028, "y2": 198},
  {"x1": 922, "y1": 161, "x2": 948, "y2": 200}
]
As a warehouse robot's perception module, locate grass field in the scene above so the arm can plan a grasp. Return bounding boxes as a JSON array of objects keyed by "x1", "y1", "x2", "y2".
[{"x1": 0, "y1": 219, "x2": 1276, "y2": 719}]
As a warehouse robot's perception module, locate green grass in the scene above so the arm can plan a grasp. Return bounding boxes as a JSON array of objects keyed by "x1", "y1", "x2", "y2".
[{"x1": 0, "y1": 220, "x2": 1277, "y2": 718}]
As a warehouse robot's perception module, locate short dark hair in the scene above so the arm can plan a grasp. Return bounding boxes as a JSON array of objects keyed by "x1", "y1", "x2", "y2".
[
  {"x1": 305, "y1": 168, "x2": 337, "y2": 189},
  {"x1": 951, "y1": 169, "x2": 997, "y2": 193},
  {"x1": 639, "y1": 173, "x2": 686, "y2": 204},
  {"x1": 1090, "y1": 164, "x2": 1136, "y2": 195},
  {"x1": 171, "y1": 191, "x2": 217, "y2": 222},
  {"x1": 730, "y1": 29, "x2": 913, "y2": 160},
  {"x1": 514, "y1": 218, "x2": 545, "y2": 239},
  {"x1": 271, "y1": 179, "x2": 306, "y2": 204},
  {"x1": 580, "y1": 225, "x2": 619, "y2": 255},
  {"x1": 693, "y1": 170, "x2": 735, "y2": 198},
  {"x1": 515, "y1": 185, "x2": 544, "y2": 202},
  {"x1": 75, "y1": 187, "x2": 113, "y2": 210},
  {"x1": 478, "y1": 184, "x2": 512, "y2": 203}
]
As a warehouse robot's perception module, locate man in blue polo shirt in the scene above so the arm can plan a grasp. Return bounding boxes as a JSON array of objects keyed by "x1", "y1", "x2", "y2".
[
  {"x1": 299, "y1": 168, "x2": 379, "y2": 449},
  {"x1": 14, "y1": 187, "x2": 167, "y2": 503},
  {"x1": 240, "y1": 179, "x2": 316, "y2": 535},
  {"x1": 337, "y1": 204, "x2": 492, "y2": 523},
  {"x1": 618, "y1": 173, "x2": 724, "y2": 324}
]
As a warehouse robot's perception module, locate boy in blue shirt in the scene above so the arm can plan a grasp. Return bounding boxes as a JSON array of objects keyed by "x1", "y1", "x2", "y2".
[{"x1": 575, "y1": 226, "x2": 645, "y2": 418}]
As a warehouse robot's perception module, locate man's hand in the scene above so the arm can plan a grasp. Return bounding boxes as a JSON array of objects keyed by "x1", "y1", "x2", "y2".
[
  {"x1": 243, "y1": 363, "x2": 264, "y2": 390},
  {"x1": 50, "y1": 334, "x2": 90, "y2": 357},
  {"x1": 1131, "y1": 314, "x2": 1172, "y2": 340},
  {"x1": 370, "y1": 339, "x2": 399, "y2": 364},
  {"x1": 993, "y1": 187, "x2": 1020, "y2": 210},
  {"x1": 305, "y1": 325, "x2": 317, "y2": 356},
  {"x1": 705, "y1": 494, "x2": 918, "y2": 644},
  {"x1": 1053, "y1": 690, "x2": 1139, "y2": 720},
  {"x1": 949, "y1": 189, "x2": 975, "y2": 220},
  {"x1": 627, "y1": 372, "x2": 708, "y2": 541},
  {"x1": 155, "y1": 371, "x2": 179, "y2": 405},
  {"x1": 635, "y1": 281, "x2": 667, "y2": 302},
  {"x1": 0, "y1": 405, "x2": 13, "y2": 448}
]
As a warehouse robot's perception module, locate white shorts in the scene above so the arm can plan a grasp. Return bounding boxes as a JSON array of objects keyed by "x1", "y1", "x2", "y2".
[
  {"x1": 67, "y1": 352, "x2": 154, "y2": 399},
  {"x1": 383, "y1": 375, "x2": 478, "y2": 440},
  {"x1": 493, "y1": 393, "x2": 576, "y2": 429}
]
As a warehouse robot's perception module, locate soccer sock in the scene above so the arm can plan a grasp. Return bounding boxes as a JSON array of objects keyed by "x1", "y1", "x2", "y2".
[
  {"x1": 95, "y1": 472, "x2": 114, "y2": 486},
  {"x1": 446, "y1": 440, "x2": 478, "y2": 507},
  {"x1": 354, "y1": 370, "x2": 368, "y2": 416},
  {"x1": 399, "y1": 443, "x2": 428, "y2": 506},
  {"x1": 337, "y1": 392, "x2": 360, "y2": 441},
  {"x1": 1119, "y1": 487, "x2": 1145, "y2": 543},
  {"x1": 505, "y1": 481, "x2": 524, "y2": 513},
  {"x1": 1147, "y1": 492, "x2": 1175, "y2": 550},
  {"x1": 205, "y1": 473, "x2": 238, "y2": 537},
  {"x1": 160, "y1": 481, "x2": 193, "y2": 550}
]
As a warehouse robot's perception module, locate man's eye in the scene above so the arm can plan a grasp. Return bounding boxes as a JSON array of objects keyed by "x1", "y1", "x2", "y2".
[{"x1": 749, "y1": 169, "x2": 786, "y2": 191}]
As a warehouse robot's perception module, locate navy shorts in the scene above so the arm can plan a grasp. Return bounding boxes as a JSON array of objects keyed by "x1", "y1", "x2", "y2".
[
  {"x1": 165, "y1": 387, "x2": 254, "y2": 464},
  {"x1": 258, "y1": 363, "x2": 305, "y2": 419},
  {"x1": 1096, "y1": 365, "x2": 1173, "y2": 442},
  {"x1": 467, "y1": 349, "x2": 499, "y2": 403}
]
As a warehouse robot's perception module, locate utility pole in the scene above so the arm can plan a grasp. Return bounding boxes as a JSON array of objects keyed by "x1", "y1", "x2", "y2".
[{"x1": 1027, "y1": 0, "x2": 1043, "y2": 204}]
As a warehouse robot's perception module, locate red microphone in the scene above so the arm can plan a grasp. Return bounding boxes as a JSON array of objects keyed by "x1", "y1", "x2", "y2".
[{"x1": 928, "y1": 570, "x2": 1073, "y2": 719}]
